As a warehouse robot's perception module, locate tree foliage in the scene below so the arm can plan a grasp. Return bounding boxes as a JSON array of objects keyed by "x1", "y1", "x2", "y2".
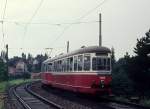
[
  {"x1": 112, "y1": 30, "x2": 150, "y2": 97},
  {"x1": 127, "y1": 30, "x2": 150, "y2": 96},
  {"x1": 0, "y1": 58, "x2": 7, "y2": 81},
  {"x1": 112, "y1": 54, "x2": 134, "y2": 96}
]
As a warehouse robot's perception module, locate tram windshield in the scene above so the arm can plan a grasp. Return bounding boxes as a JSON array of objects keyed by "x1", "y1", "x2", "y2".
[{"x1": 92, "y1": 57, "x2": 110, "y2": 71}]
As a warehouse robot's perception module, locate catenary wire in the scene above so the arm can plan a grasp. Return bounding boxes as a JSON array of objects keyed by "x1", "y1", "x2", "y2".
[
  {"x1": 22, "y1": 0, "x2": 44, "y2": 51},
  {"x1": 1, "y1": 0, "x2": 8, "y2": 49},
  {"x1": 50, "y1": 0, "x2": 108, "y2": 47}
]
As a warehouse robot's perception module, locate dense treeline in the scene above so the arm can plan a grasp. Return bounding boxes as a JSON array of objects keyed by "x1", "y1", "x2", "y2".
[{"x1": 112, "y1": 30, "x2": 150, "y2": 97}]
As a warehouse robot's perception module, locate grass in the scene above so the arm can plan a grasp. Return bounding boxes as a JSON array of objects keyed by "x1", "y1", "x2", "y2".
[
  {"x1": 113, "y1": 95, "x2": 150, "y2": 107},
  {"x1": 0, "y1": 79, "x2": 33, "y2": 109},
  {"x1": 141, "y1": 99, "x2": 150, "y2": 107}
]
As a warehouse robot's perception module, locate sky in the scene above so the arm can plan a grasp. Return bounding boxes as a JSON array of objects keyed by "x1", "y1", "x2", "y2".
[{"x1": 0, "y1": 0, "x2": 150, "y2": 59}]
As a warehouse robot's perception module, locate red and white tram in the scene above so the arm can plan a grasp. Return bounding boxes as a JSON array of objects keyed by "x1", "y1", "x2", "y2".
[{"x1": 41, "y1": 46, "x2": 112, "y2": 94}]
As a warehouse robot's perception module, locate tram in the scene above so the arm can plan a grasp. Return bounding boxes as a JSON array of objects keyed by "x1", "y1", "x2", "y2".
[{"x1": 41, "y1": 46, "x2": 112, "y2": 94}]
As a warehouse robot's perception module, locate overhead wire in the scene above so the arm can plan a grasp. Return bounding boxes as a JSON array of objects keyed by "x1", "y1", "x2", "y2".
[
  {"x1": 21, "y1": 0, "x2": 44, "y2": 56},
  {"x1": 1, "y1": 0, "x2": 8, "y2": 49},
  {"x1": 0, "y1": 19, "x2": 99, "y2": 25},
  {"x1": 2, "y1": 0, "x2": 7, "y2": 20},
  {"x1": 22, "y1": 0, "x2": 44, "y2": 48},
  {"x1": 50, "y1": 0, "x2": 109, "y2": 47},
  {"x1": 24, "y1": 0, "x2": 44, "y2": 34}
]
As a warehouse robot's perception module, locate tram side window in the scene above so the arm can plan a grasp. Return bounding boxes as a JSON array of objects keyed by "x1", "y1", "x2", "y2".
[
  {"x1": 92, "y1": 58, "x2": 97, "y2": 70},
  {"x1": 78, "y1": 55, "x2": 83, "y2": 71},
  {"x1": 44, "y1": 64, "x2": 47, "y2": 72},
  {"x1": 66, "y1": 58, "x2": 69, "y2": 72},
  {"x1": 59, "y1": 60, "x2": 62, "y2": 72},
  {"x1": 107, "y1": 58, "x2": 110, "y2": 70},
  {"x1": 57, "y1": 61, "x2": 59, "y2": 72},
  {"x1": 84, "y1": 55, "x2": 91, "y2": 71},
  {"x1": 41, "y1": 64, "x2": 44, "y2": 72},
  {"x1": 54, "y1": 61, "x2": 57, "y2": 72},
  {"x1": 48, "y1": 63, "x2": 52, "y2": 71},
  {"x1": 74, "y1": 56, "x2": 77, "y2": 71},
  {"x1": 62, "y1": 59, "x2": 65, "y2": 72},
  {"x1": 68, "y1": 57, "x2": 73, "y2": 71},
  {"x1": 64, "y1": 59, "x2": 67, "y2": 72},
  {"x1": 47, "y1": 65, "x2": 49, "y2": 72},
  {"x1": 51, "y1": 62, "x2": 54, "y2": 71}
]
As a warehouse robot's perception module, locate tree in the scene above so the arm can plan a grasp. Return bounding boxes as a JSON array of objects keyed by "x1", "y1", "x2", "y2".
[
  {"x1": 0, "y1": 58, "x2": 7, "y2": 81},
  {"x1": 111, "y1": 47, "x2": 116, "y2": 69},
  {"x1": 134, "y1": 30, "x2": 150, "y2": 56},
  {"x1": 21, "y1": 53, "x2": 26, "y2": 61},
  {"x1": 27, "y1": 53, "x2": 33, "y2": 72},
  {"x1": 127, "y1": 30, "x2": 150, "y2": 96},
  {"x1": 111, "y1": 54, "x2": 134, "y2": 96}
]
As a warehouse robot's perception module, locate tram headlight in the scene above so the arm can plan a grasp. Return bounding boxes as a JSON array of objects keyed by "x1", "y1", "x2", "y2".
[{"x1": 100, "y1": 80, "x2": 105, "y2": 88}]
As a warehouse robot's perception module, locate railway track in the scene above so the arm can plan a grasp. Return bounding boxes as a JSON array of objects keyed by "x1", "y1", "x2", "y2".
[
  {"x1": 31, "y1": 82, "x2": 150, "y2": 109},
  {"x1": 6, "y1": 81, "x2": 150, "y2": 109},
  {"x1": 7, "y1": 82, "x2": 63, "y2": 109}
]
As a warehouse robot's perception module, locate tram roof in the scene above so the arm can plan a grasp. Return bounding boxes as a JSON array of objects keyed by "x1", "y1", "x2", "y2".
[{"x1": 43, "y1": 46, "x2": 111, "y2": 64}]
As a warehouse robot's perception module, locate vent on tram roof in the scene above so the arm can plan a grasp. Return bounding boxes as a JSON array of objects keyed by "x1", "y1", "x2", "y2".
[
  {"x1": 59, "y1": 53, "x2": 64, "y2": 55},
  {"x1": 81, "y1": 46, "x2": 86, "y2": 48}
]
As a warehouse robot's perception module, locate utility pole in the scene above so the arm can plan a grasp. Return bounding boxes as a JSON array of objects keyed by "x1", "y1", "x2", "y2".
[
  {"x1": 67, "y1": 41, "x2": 69, "y2": 53},
  {"x1": 6, "y1": 44, "x2": 8, "y2": 81},
  {"x1": 99, "y1": 13, "x2": 102, "y2": 46}
]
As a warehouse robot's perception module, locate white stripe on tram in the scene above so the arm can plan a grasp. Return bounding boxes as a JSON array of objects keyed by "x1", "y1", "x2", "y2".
[{"x1": 44, "y1": 72, "x2": 111, "y2": 75}]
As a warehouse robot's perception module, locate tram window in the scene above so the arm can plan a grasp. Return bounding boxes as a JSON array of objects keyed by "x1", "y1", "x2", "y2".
[
  {"x1": 59, "y1": 60, "x2": 62, "y2": 72},
  {"x1": 64, "y1": 59, "x2": 67, "y2": 72},
  {"x1": 57, "y1": 61, "x2": 59, "y2": 72},
  {"x1": 92, "y1": 58, "x2": 97, "y2": 70},
  {"x1": 62, "y1": 59, "x2": 65, "y2": 72},
  {"x1": 84, "y1": 55, "x2": 91, "y2": 71},
  {"x1": 48, "y1": 63, "x2": 52, "y2": 71},
  {"x1": 44, "y1": 64, "x2": 47, "y2": 72},
  {"x1": 78, "y1": 55, "x2": 83, "y2": 71},
  {"x1": 47, "y1": 65, "x2": 49, "y2": 72},
  {"x1": 51, "y1": 62, "x2": 54, "y2": 71},
  {"x1": 54, "y1": 61, "x2": 57, "y2": 72},
  {"x1": 41, "y1": 64, "x2": 44, "y2": 72},
  {"x1": 55, "y1": 61, "x2": 57, "y2": 72},
  {"x1": 56, "y1": 61, "x2": 58, "y2": 72},
  {"x1": 92, "y1": 57, "x2": 110, "y2": 71},
  {"x1": 66, "y1": 58, "x2": 69, "y2": 72},
  {"x1": 69, "y1": 57, "x2": 73, "y2": 71},
  {"x1": 74, "y1": 56, "x2": 77, "y2": 71},
  {"x1": 107, "y1": 58, "x2": 110, "y2": 70}
]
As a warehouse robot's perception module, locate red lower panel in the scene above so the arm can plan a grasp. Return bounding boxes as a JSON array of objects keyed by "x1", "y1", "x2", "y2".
[{"x1": 41, "y1": 72, "x2": 112, "y2": 94}]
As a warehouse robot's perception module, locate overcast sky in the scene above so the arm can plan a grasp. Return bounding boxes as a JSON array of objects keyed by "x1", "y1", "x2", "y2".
[{"x1": 0, "y1": 0, "x2": 150, "y2": 59}]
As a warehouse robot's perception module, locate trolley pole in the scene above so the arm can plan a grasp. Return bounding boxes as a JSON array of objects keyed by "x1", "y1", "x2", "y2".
[
  {"x1": 67, "y1": 41, "x2": 69, "y2": 53},
  {"x1": 6, "y1": 44, "x2": 9, "y2": 81},
  {"x1": 99, "y1": 13, "x2": 102, "y2": 47}
]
